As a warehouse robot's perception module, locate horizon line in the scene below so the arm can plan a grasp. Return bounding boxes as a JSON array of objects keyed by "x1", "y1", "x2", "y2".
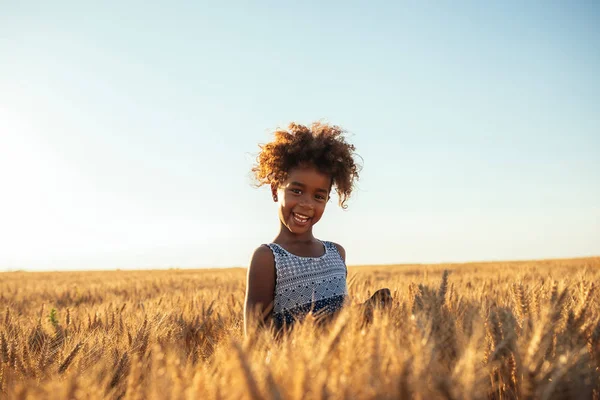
[{"x1": 2, "y1": 254, "x2": 598, "y2": 274}]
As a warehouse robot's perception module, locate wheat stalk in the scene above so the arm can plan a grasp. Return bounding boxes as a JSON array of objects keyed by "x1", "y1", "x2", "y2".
[
  {"x1": 58, "y1": 342, "x2": 82, "y2": 374},
  {"x1": 108, "y1": 352, "x2": 130, "y2": 390},
  {"x1": 438, "y1": 270, "x2": 449, "y2": 306},
  {"x1": 232, "y1": 341, "x2": 263, "y2": 400},
  {"x1": 0, "y1": 332, "x2": 8, "y2": 363}
]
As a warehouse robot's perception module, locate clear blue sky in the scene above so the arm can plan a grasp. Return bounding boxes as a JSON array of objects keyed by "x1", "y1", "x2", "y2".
[{"x1": 1, "y1": 1, "x2": 598, "y2": 271}]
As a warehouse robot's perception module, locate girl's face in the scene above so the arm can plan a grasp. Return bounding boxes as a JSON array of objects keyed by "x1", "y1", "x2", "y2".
[{"x1": 272, "y1": 165, "x2": 332, "y2": 235}]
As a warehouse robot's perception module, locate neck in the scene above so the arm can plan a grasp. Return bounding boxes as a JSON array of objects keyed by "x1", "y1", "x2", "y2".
[{"x1": 275, "y1": 222, "x2": 315, "y2": 244}]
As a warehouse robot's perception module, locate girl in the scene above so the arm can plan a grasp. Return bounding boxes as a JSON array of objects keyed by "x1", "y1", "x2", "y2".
[{"x1": 244, "y1": 122, "x2": 392, "y2": 335}]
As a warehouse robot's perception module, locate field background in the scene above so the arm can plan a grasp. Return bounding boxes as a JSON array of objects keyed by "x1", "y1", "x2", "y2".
[{"x1": 1, "y1": 257, "x2": 599, "y2": 399}]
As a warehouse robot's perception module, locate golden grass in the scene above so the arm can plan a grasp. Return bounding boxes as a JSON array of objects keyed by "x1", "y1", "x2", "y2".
[{"x1": 1, "y1": 257, "x2": 599, "y2": 399}]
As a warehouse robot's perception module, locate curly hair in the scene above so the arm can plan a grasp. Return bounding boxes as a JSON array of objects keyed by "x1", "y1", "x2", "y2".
[{"x1": 252, "y1": 122, "x2": 361, "y2": 209}]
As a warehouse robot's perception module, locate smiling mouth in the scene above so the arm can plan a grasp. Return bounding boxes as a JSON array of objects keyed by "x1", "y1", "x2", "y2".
[{"x1": 292, "y1": 212, "x2": 311, "y2": 225}]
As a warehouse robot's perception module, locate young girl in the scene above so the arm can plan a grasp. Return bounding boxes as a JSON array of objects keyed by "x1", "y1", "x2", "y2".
[{"x1": 244, "y1": 122, "x2": 391, "y2": 335}]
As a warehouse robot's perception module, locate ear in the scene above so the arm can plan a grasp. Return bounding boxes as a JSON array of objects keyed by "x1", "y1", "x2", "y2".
[{"x1": 271, "y1": 183, "x2": 278, "y2": 201}]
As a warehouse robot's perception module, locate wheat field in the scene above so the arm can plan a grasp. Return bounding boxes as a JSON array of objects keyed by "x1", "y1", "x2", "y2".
[{"x1": 0, "y1": 257, "x2": 599, "y2": 400}]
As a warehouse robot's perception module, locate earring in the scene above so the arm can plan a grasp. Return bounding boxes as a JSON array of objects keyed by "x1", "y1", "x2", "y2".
[{"x1": 273, "y1": 196, "x2": 278, "y2": 201}]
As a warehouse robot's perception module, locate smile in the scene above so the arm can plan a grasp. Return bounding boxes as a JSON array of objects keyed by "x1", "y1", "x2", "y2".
[{"x1": 292, "y1": 212, "x2": 311, "y2": 225}]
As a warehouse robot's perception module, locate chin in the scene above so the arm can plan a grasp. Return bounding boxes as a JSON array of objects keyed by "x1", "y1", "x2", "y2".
[
  {"x1": 288, "y1": 225, "x2": 309, "y2": 234},
  {"x1": 287, "y1": 221, "x2": 311, "y2": 233}
]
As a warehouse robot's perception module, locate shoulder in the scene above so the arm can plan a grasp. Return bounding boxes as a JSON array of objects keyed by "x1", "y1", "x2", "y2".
[
  {"x1": 244, "y1": 246, "x2": 276, "y2": 329},
  {"x1": 326, "y1": 241, "x2": 346, "y2": 262},
  {"x1": 246, "y1": 245, "x2": 276, "y2": 288},
  {"x1": 249, "y1": 245, "x2": 275, "y2": 270},
  {"x1": 253, "y1": 244, "x2": 274, "y2": 257}
]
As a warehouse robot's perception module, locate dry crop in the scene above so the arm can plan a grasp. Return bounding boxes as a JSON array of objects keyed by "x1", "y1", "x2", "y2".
[{"x1": 1, "y1": 257, "x2": 599, "y2": 399}]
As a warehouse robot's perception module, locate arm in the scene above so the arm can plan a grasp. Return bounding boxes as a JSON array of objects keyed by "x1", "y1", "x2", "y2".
[
  {"x1": 332, "y1": 242, "x2": 351, "y2": 306},
  {"x1": 243, "y1": 245, "x2": 276, "y2": 336},
  {"x1": 332, "y1": 242, "x2": 347, "y2": 278},
  {"x1": 331, "y1": 242, "x2": 391, "y2": 318},
  {"x1": 333, "y1": 242, "x2": 346, "y2": 263}
]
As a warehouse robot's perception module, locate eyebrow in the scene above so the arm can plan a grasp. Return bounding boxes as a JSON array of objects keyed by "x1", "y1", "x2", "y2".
[{"x1": 290, "y1": 181, "x2": 329, "y2": 193}]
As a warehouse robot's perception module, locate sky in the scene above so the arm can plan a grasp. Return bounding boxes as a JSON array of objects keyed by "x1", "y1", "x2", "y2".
[{"x1": 1, "y1": 1, "x2": 599, "y2": 271}]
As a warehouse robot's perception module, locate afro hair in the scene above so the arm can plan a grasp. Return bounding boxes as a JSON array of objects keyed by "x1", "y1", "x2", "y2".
[{"x1": 252, "y1": 122, "x2": 361, "y2": 209}]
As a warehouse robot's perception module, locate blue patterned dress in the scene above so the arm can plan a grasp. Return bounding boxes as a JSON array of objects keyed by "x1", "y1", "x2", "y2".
[{"x1": 266, "y1": 240, "x2": 348, "y2": 329}]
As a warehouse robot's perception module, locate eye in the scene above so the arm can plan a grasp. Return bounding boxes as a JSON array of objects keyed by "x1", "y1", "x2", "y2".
[
  {"x1": 316, "y1": 194, "x2": 327, "y2": 201},
  {"x1": 290, "y1": 188, "x2": 302, "y2": 194}
]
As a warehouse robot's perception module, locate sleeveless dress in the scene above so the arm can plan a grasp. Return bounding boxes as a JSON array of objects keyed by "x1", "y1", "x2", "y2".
[{"x1": 266, "y1": 240, "x2": 349, "y2": 329}]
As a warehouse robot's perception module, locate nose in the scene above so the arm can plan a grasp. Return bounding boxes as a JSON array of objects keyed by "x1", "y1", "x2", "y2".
[{"x1": 298, "y1": 194, "x2": 315, "y2": 209}]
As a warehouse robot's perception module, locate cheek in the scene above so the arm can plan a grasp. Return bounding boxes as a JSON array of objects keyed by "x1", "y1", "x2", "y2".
[
  {"x1": 278, "y1": 197, "x2": 294, "y2": 214},
  {"x1": 314, "y1": 203, "x2": 327, "y2": 218},
  {"x1": 282, "y1": 193, "x2": 298, "y2": 206}
]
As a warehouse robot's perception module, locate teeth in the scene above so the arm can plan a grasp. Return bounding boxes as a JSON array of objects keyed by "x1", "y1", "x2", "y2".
[{"x1": 293, "y1": 213, "x2": 309, "y2": 222}]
